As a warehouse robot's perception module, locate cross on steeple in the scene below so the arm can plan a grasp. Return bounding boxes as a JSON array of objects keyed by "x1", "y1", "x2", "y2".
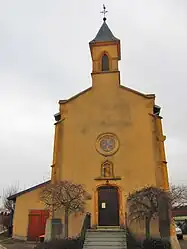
[{"x1": 100, "y1": 4, "x2": 108, "y2": 22}]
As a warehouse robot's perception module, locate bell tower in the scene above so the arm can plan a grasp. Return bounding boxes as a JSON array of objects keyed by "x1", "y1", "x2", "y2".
[{"x1": 89, "y1": 5, "x2": 121, "y2": 87}]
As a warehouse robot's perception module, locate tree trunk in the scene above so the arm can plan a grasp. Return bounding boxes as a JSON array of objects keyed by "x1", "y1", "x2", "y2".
[
  {"x1": 64, "y1": 209, "x2": 69, "y2": 238},
  {"x1": 145, "y1": 216, "x2": 151, "y2": 239}
]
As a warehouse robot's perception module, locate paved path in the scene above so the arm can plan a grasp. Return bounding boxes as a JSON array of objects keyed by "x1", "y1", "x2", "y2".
[
  {"x1": 0, "y1": 245, "x2": 7, "y2": 249},
  {"x1": 0, "y1": 242, "x2": 36, "y2": 249},
  {"x1": 179, "y1": 235, "x2": 187, "y2": 249}
]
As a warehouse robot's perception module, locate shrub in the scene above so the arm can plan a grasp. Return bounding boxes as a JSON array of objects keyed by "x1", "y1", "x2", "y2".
[
  {"x1": 126, "y1": 229, "x2": 143, "y2": 249},
  {"x1": 143, "y1": 238, "x2": 171, "y2": 249},
  {"x1": 34, "y1": 237, "x2": 82, "y2": 249},
  {"x1": 126, "y1": 229, "x2": 171, "y2": 249}
]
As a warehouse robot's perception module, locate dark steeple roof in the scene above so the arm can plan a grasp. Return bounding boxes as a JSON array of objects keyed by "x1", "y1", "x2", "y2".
[{"x1": 90, "y1": 20, "x2": 119, "y2": 44}]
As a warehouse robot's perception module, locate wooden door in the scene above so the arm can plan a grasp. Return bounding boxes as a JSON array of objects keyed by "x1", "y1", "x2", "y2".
[
  {"x1": 28, "y1": 210, "x2": 49, "y2": 241},
  {"x1": 98, "y1": 186, "x2": 119, "y2": 226}
]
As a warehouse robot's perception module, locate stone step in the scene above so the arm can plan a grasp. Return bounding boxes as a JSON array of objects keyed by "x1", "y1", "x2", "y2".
[
  {"x1": 85, "y1": 239, "x2": 126, "y2": 243},
  {"x1": 85, "y1": 236, "x2": 126, "y2": 240},
  {"x1": 86, "y1": 234, "x2": 126, "y2": 239},
  {"x1": 88, "y1": 229, "x2": 125, "y2": 232},
  {"x1": 85, "y1": 237, "x2": 126, "y2": 242},
  {"x1": 83, "y1": 229, "x2": 127, "y2": 249},
  {"x1": 84, "y1": 241, "x2": 126, "y2": 246},
  {"x1": 96, "y1": 226, "x2": 122, "y2": 230},
  {"x1": 97, "y1": 226, "x2": 121, "y2": 228},
  {"x1": 86, "y1": 231, "x2": 126, "y2": 235},
  {"x1": 83, "y1": 246, "x2": 126, "y2": 249}
]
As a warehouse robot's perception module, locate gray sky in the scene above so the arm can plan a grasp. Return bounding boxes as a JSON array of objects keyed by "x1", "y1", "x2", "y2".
[{"x1": 0, "y1": 0, "x2": 187, "y2": 198}]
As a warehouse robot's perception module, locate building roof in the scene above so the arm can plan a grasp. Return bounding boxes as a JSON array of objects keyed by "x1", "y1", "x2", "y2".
[
  {"x1": 59, "y1": 87, "x2": 92, "y2": 104},
  {"x1": 7, "y1": 180, "x2": 50, "y2": 201},
  {"x1": 59, "y1": 85, "x2": 155, "y2": 105},
  {"x1": 89, "y1": 20, "x2": 119, "y2": 44}
]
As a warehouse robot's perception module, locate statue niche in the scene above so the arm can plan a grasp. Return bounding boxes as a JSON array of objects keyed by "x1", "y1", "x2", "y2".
[
  {"x1": 94, "y1": 160, "x2": 121, "y2": 181},
  {"x1": 101, "y1": 160, "x2": 114, "y2": 178}
]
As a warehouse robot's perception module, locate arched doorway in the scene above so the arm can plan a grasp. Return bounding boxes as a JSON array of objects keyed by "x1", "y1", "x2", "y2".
[{"x1": 98, "y1": 186, "x2": 119, "y2": 226}]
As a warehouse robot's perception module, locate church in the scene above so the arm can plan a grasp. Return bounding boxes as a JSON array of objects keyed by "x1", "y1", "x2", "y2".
[{"x1": 8, "y1": 12, "x2": 177, "y2": 246}]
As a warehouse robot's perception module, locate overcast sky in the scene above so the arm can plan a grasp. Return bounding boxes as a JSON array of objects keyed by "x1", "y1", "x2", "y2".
[{"x1": 0, "y1": 0, "x2": 187, "y2": 199}]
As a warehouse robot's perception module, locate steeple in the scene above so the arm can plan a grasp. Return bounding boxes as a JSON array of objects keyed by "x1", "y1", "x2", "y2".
[
  {"x1": 89, "y1": 5, "x2": 121, "y2": 76},
  {"x1": 89, "y1": 21, "x2": 119, "y2": 44}
]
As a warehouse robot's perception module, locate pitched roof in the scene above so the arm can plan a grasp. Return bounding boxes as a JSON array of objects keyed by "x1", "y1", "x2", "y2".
[
  {"x1": 120, "y1": 85, "x2": 155, "y2": 99},
  {"x1": 89, "y1": 21, "x2": 119, "y2": 44},
  {"x1": 59, "y1": 87, "x2": 92, "y2": 104},
  {"x1": 7, "y1": 180, "x2": 50, "y2": 201},
  {"x1": 59, "y1": 85, "x2": 154, "y2": 105}
]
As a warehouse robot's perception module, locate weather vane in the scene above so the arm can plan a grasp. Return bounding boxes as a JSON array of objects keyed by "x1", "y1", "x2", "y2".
[{"x1": 101, "y1": 4, "x2": 108, "y2": 22}]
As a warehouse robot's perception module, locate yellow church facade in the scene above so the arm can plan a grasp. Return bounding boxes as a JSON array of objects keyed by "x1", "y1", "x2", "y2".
[{"x1": 9, "y1": 18, "x2": 172, "y2": 242}]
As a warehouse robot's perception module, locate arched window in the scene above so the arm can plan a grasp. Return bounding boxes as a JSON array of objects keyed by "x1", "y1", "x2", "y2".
[{"x1": 101, "y1": 54, "x2": 109, "y2": 71}]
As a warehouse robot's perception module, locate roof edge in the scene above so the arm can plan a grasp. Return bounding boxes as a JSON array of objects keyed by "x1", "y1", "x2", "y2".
[
  {"x1": 120, "y1": 85, "x2": 155, "y2": 99},
  {"x1": 89, "y1": 38, "x2": 120, "y2": 45},
  {"x1": 7, "y1": 180, "x2": 50, "y2": 201},
  {"x1": 59, "y1": 87, "x2": 92, "y2": 104},
  {"x1": 59, "y1": 85, "x2": 155, "y2": 105}
]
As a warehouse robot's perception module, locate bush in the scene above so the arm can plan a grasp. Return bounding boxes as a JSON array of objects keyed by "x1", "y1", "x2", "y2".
[
  {"x1": 143, "y1": 238, "x2": 171, "y2": 249},
  {"x1": 126, "y1": 229, "x2": 143, "y2": 249},
  {"x1": 126, "y1": 229, "x2": 171, "y2": 249},
  {"x1": 34, "y1": 237, "x2": 83, "y2": 249}
]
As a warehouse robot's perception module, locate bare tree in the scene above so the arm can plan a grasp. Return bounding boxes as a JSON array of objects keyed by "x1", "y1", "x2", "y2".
[
  {"x1": 3, "y1": 184, "x2": 19, "y2": 212},
  {"x1": 1, "y1": 184, "x2": 19, "y2": 236},
  {"x1": 0, "y1": 212, "x2": 10, "y2": 231},
  {"x1": 40, "y1": 180, "x2": 91, "y2": 238},
  {"x1": 127, "y1": 186, "x2": 171, "y2": 239},
  {"x1": 170, "y1": 184, "x2": 187, "y2": 208},
  {"x1": 2, "y1": 214, "x2": 10, "y2": 230}
]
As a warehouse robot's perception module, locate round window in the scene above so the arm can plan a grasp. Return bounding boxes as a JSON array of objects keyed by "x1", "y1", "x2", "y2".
[{"x1": 96, "y1": 133, "x2": 119, "y2": 156}]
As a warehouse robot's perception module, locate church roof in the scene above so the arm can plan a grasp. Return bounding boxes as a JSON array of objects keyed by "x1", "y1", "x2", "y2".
[
  {"x1": 89, "y1": 21, "x2": 119, "y2": 44},
  {"x1": 59, "y1": 86, "x2": 155, "y2": 105}
]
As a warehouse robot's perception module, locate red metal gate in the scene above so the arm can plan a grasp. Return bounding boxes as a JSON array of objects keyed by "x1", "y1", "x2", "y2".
[{"x1": 27, "y1": 210, "x2": 49, "y2": 241}]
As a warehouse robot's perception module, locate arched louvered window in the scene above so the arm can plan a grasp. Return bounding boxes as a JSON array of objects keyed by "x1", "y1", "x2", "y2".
[{"x1": 101, "y1": 54, "x2": 109, "y2": 71}]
